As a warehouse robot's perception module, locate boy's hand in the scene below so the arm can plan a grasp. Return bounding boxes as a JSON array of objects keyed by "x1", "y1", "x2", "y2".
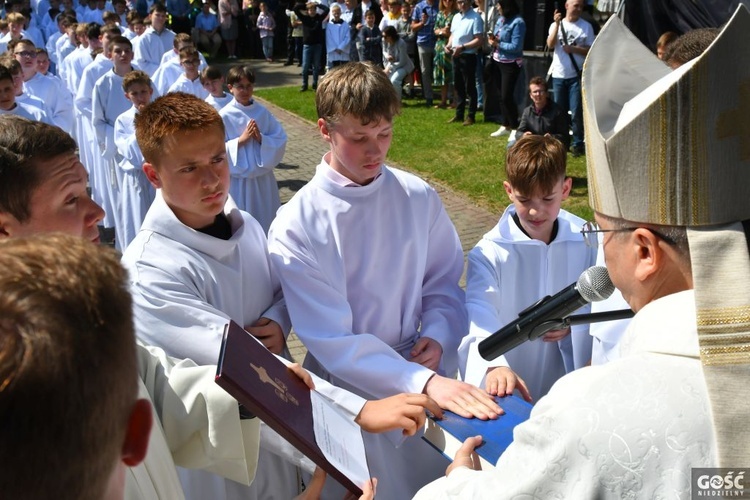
[
  {"x1": 239, "y1": 119, "x2": 262, "y2": 146},
  {"x1": 542, "y1": 326, "x2": 570, "y2": 342},
  {"x1": 484, "y1": 367, "x2": 532, "y2": 402},
  {"x1": 245, "y1": 317, "x2": 285, "y2": 354},
  {"x1": 297, "y1": 468, "x2": 377, "y2": 500},
  {"x1": 424, "y1": 375, "x2": 502, "y2": 420},
  {"x1": 409, "y1": 337, "x2": 442, "y2": 371},
  {"x1": 287, "y1": 363, "x2": 315, "y2": 390},
  {"x1": 446, "y1": 436, "x2": 483, "y2": 476},
  {"x1": 355, "y1": 393, "x2": 442, "y2": 436}
]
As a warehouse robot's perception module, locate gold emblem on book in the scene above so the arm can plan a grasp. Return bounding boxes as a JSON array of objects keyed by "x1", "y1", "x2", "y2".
[{"x1": 250, "y1": 363, "x2": 299, "y2": 406}]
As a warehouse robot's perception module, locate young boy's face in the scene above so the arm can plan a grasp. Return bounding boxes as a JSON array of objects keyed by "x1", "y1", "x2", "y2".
[
  {"x1": 0, "y1": 78, "x2": 16, "y2": 110},
  {"x1": 133, "y1": 22, "x2": 145, "y2": 35},
  {"x1": 36, "y1": 52, "x2": 50, "y2": 74},
  {"x1": 365, "y1": 13, "x2": 375, "y2": 25},
  {"x1": 11, "y1": 70, "x2": 24, "y2": 96},
  {"x1": 227, "y1": 76, "x2": 253, "y2": 106},
  {"x1": 180, "y1": 55, "x2": 200, "y2": 79},
  {"x1": 13, "y1": 44, "x2": 37, "y2": 76},
  {"x1": 0, "y1": 153, "x2": 104, "y2": 242},
  {"x1": 142, "y1": 124, "x2": 230, "y2": 229},
  {"x1": 503, "y1": 177, "x2": 572, "y2": 244},
  {"x1": 9, "y1": 21, "x2": 23, "y2": 36},
  {"x1": 124, "y1": 82, "x2": 153, "y2": 111},
  {"x1": 111, "y1": 42, "x2": 133, "y2": 68},
  {"x1": 202, "y1": 77, "x2": 225, "y2": 97},
  {"x1": 331, "y1": 7, "x2": 340, "y2": 19},
  {"x1": 318, "y1": 114, "x2": 393, "y2": 186}
]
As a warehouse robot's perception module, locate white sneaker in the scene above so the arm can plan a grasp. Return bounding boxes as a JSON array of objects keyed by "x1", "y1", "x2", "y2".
[{"x1": 490, "y1": 126, "x2": 509, "y2": 137}]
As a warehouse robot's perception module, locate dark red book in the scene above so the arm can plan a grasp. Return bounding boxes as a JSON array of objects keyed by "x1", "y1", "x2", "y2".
[{"x1": 215, "y1": 320, "x2": 363, "y2": 495}]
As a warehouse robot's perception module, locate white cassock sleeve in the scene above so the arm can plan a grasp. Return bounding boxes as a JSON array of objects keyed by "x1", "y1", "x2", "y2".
[
  {"x1": 114, "y1": 112, "x2": 146, "y2": 173},
  {"x1": 137, "y1": 343, "x2": 261, "y2": 486},
  {"x1": 91, "y1": 78, "x2": 117, "y2": 160},
  {"x1": 458, "y1": 245, "x2": 510, "y2": 386}
]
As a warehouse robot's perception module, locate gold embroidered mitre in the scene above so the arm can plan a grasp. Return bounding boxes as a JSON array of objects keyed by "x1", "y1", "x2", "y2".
[
  {"x1": 583, "y1": 6, "x2": 750, "y2": 467},
  {"x1": 582, "y1": 6, "x2": 750, "y2": 226}
]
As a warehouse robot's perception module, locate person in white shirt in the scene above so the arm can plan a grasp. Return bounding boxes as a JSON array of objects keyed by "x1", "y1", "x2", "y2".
[
  {"x1": 0, "y1": 65, "x2": 49, "y2": 122},
  {"x1": 202, "y1": 65, "x2": 232, "y2": 111},
  {"x1": 132, "y1": 2, "x2": 174, "y2": 75},
  {"x1": 113, "y1": 70, "x2": 156, "y2": 249},
  {"x1": 167, "y1": 46, "x2": 208, "y2": 98},
  {"x1": 267, "y1": 62, "x2": 517, "y2": 500},
  {"x1": 219, "y1": 65, "x2": 285, "y2": 233},
  {"x1": 91, "y1": 35, "x2": 139, "y2": 250},
  {"x1": 151, "y1": 32, "x2": 207, "y2": 94},
  {"x1": 13, "y1": 38, "x2": 74, "y2": 130},
  {"x1": 325, "y1": 2, "x2": 350, "y2": 69}
]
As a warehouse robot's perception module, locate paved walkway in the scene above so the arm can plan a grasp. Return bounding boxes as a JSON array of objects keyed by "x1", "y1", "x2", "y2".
[{"x1": 246, "y1": 60, "x2": 500, "y2": 362}]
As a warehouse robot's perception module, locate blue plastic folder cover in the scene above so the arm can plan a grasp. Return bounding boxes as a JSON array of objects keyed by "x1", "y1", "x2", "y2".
[{"x1": 421, "y1": 395, "x2": 532, "y2": 468}]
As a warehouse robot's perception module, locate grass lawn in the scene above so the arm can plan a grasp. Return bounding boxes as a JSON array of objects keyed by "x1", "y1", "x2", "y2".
[{"x1": 256, "y1": 86, "x2": 593, "y2": 221}]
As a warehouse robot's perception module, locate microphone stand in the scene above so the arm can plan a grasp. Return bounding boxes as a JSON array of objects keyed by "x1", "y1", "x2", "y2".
[{"x1": 528, "y1": 309, "x2": 635, "y2": 339}]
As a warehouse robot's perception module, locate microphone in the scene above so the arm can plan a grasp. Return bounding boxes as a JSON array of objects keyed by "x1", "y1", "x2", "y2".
[{"x1": 478, "y1": 266, "x2": 615, "y2": 361}]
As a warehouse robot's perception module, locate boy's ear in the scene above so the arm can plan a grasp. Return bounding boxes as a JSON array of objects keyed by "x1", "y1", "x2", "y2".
[
  {"x1": 142, "y1": 162, "x2": 162, "y2": 189},
  {"x1": 121, "y1": 398, "x2": 153, "y2": 467},
  {"x1": 561, "y1": 177, "x2": 572, "y2": 200},
  {"x1": 502, "y1": 180, "x2": 514, "y2": 200},
  {"x1": 318, "y1": 118, "x2": 332, "y2": 143},
  {"x1": 0, "y1": 211, "x2": 19, "y2": 239}
]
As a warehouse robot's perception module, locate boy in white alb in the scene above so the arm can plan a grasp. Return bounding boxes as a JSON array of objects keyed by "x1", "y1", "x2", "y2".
[
  {"x1": 202, "y1": 65, "x2": 233, "y2": 111},
  {"x1": 132, "y1": 3, "x2": 175, "y2": 75},
  {"x1": 92, "y1": 35, "x2": 141, "y2": 250},
  {"x1": 167, "y1": 46, "x2": 209, "y2": 98},
  {"x1": 459, "y1": 135, "x2": 596, "y2": 400},
  {"x1": 219, "y1": 65, "x2": 285, "y2": 233},
  {"x1": 267, "y1": 62, "x2": 519, "y2": 499},
  {"x1": 113, "y1": 70, "x2": 155, "y2": 249},
  {"x1": 121, "y1": 92, "x2": 298, "y2": 500},
  {"x1": 151, "y1": 33, "x2": 208, "y2": 94},
  {"x1": 0, "y1": 66, "x2": 49, "y2": 122}
]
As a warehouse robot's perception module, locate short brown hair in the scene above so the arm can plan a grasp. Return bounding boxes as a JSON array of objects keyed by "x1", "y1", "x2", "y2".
[
  {"x1": 200, "y1": 65, "x2": 224, "y2": 83},
  {"x1": 505, "y1": 134, "x2": 567, "y2": 196},
  {"x1": 0, "y1": 116, "x2": 78, "y2": 222},
  {"x1": 134, "y1": 92, "x2": 225, "y2": 166},
  {"x1": 226, "y1": 64, "x2": 255, "y2": 85},
  {"x1": 0, "y1": 234, "x2": 137, "y2": 499},
  {"x1": 173, "y1": 32, "x2": 192, "y2": 48},
  {"x1": 122, "y1": 69, "x2": 151, "y2": 91},
  {"x1": 107, "y1": 34, "x2": 132, "y2": 53},
  {"x1": 528, "y1": 75, "x2": 547, "y2": 90},
  {"x1": 316, "y1": 61, "x2": 400, "y2": 126},
  {"x1": 178, "y1": 45, "x2": 199, "y2": 62}
]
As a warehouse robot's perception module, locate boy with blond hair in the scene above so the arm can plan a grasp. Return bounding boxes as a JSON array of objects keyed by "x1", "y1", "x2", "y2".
[
  {"x1": 219, "y1": 65, "x2": 286, "y2": 233},
  {"x1": 267, "y1": 62, "x2": 520, "y2": 499},
  {"x1": 459, "y1": 135, "x2": 596, "y2": 400}
]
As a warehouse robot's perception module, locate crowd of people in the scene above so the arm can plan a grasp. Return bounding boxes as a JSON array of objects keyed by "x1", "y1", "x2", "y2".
[{"x1": 1, "y1": 0, "x2": 747, "y2": 498}]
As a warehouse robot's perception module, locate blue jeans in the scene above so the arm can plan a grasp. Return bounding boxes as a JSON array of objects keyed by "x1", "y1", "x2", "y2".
[
  {"x1": 261, "y1": 36, "x2": 274, "y2": 60},
  {"x1": 552, "y1": 76, "x2": 583, "y2": 149},
  {"x1": 301, "y1": 43, "x2": 322, "y2": 88}
]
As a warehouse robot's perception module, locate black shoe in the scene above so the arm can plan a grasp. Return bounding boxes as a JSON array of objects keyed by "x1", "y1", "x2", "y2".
[
  {"x1": 284, "y1": 61, "x2": 293, "y2": 66},
  {"x1": 425, "y1": 99, "x2": 433, "y2": 107},
  {"x1": 300, "y1": 85, "x2": 308, "y2": 92},
  {"x1": 312, "y1": 83, "x2": 317, "y2": 90}
]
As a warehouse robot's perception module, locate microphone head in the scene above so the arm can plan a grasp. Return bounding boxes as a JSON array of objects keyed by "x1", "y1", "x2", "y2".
[{"x1": 576, "y1": 266, "x2": 615, "y2": 302}]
